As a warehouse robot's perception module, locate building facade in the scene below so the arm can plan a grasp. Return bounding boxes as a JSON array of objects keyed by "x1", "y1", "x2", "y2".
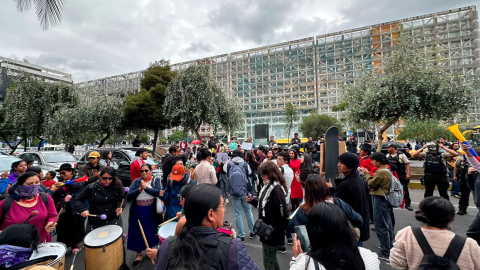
[
  {"x1": 77, "y1": 6, "x2": 480, "y2": 142},
  {"x1": 0, "y1": 56, "x2": 73, "y2": 101}
]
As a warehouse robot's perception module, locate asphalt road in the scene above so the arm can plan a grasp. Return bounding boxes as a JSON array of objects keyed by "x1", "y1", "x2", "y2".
[{"x1": 56, "y1": 188, "x2": 476, "y2": 270}]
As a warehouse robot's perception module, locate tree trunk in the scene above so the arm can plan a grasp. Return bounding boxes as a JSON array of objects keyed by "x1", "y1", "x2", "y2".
[
  {"x1": 98, "y1": 132, "x2": 111, "y2": 148},
  {"x1": 376, "y1": 115, "x2": 401, "y2": 152},
  {"x1": 7, "y1": 138, "x2": 23, "y2": 155},
  {"x1": 37, "y1": 136, "x2": 44, "y2": 151},
  {"x1": 24, "y1": 136, "x2": 27, "y2": 151},
  {"x1": 152, "y1": 129, "x2": 159, "y2": 153},
  {"x1": 195, "y1": 122, "x2": 202, "y2": 140}
]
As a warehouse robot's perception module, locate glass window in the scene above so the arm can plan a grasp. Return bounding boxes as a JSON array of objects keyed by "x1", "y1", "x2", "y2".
[{"x1": 42, "y1": 152, "x2": 77, "y2": 163}]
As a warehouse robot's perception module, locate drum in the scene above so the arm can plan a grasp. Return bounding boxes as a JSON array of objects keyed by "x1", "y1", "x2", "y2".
[
  {"x1": 84, "y1": 225, "x2": 123, "y2": 270},
  {"x1": 27, "y1": 242, "x2": 66, "y2": 270},
  {"x1": 157, "y1": 221, "x2": 177, "y2": 244}
]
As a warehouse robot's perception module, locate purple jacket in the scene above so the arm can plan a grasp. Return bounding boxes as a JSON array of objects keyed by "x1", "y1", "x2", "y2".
[
  {"x1": 154, "y1": 227, "x2": 259, "y2": 270},
  {"x1": 8, "y1": 172, "x2": 19, "y2": 184}
]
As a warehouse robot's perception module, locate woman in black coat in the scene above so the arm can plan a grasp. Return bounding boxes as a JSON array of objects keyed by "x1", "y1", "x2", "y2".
[
  {"x1": 74, "y1": 167, "x2": 125, "y2": 233},
  {"x1": 247, "y1": 161, "x2": 288, "y2": 270}
]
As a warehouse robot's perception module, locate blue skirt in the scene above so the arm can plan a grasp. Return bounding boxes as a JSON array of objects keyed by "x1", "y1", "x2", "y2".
[{"x1": 127, "y1": 204, "x2": 159, "y2": 251}]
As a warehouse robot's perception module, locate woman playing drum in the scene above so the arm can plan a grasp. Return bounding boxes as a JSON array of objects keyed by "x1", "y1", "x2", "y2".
[
  {"x1": 0, "y1": 172, "x2": 57, "y2": 243},
  {"x1": 74, "y1": 167, "x2": 125, "y2": 233},
  {"x1": 127, "y1": 163, "x2": 163, "y2": 268}
]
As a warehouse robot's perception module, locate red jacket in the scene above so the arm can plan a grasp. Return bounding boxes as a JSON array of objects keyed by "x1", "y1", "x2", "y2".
[
  {"x1": 130, "y1": 158, "x2": 145, "y2": 182},
  {"x1": 359, "y1": 156, "x2": 374, "y2": 175},
  {"x1": 180, "y1": 142, "x2": 188, "y2": 149}
]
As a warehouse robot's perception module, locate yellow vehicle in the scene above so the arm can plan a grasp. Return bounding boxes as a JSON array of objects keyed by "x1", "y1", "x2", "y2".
[{"x1": 275, "y1": 138, "x2": 309, "y2": 153}]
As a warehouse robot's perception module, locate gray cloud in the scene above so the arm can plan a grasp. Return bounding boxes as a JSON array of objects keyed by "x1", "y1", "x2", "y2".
[{"x1": 0, "y1": 0, "x2": 477, "y2": 83}]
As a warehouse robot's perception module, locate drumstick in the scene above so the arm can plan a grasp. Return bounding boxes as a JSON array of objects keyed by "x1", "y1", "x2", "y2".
[
  {"x1": 77, "y1": 213, "x2": 107, "y2": 220},
  {"x1": 138, "y1": 220, "x2": 155, "y2": 265},
  {"x1": 158, "y1": 217, "x2": 177, "y2": 227},
  {"x1": 70, "y1": 248, "x2": 80, "y2": 270},
  {"x1": 54, "y1": 206, "x2": 64, "y2": 223}
]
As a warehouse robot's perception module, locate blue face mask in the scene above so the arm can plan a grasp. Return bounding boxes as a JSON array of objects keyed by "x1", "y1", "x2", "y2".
[{"x1": 15, "y1": 185, "x2": 40, "y2": 200}]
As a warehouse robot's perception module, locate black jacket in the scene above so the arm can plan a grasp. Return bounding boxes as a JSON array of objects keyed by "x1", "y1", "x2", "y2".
[
  {"x1": 74, "y1": 181, "x2": 123, "y2": 225},
  {"x1": 161, "y1": 151, "x2": 190, "y2": 186},
  {"x1": 250, "y1": 185, "x2": 288, "y2": 246},
  {"x1": 334, "y1": 171, "x2": 370, "y2": 242}
]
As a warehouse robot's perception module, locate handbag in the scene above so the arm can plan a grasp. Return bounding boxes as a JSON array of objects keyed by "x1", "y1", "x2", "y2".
[
  {"x1": 156, "y1": 198, "x2": 165, "y2": 214},
  {"x1": 253, "y1": 219, "x2": 274, "y2": 242}
]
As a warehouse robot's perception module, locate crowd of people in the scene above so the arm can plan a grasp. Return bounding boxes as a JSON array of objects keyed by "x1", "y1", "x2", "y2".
[{"x1": 0, "y1": 134, "x2": 480, "y2": 270}]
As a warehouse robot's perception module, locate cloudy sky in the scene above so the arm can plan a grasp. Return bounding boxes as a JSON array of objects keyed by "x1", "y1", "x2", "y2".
[{"x1": 1, "y1": 0, "x2": 478, "y2": 83}]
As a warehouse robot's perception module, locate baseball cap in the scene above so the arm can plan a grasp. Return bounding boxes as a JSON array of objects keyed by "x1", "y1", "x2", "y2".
[
  {"x1": 170, "y1": 165, "x2": 185, "y2": 181},
  {"x1": 88, "y1": 151, "x2": 100, "y2": 158},
  {"x1": 272, "y1": 144, "x2": 279, "y2": 149}
]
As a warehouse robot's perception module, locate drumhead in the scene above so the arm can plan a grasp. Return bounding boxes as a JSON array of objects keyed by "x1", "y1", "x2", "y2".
[
  {"x1": 29, "y1": 242, "x2": 66, "y2": 265},
  {"x1": 158, "y1": 222, "x2": 177, "y2": 239},
  {"x1": 84, "y1": 225, "x2": 123, "y2": 247}
]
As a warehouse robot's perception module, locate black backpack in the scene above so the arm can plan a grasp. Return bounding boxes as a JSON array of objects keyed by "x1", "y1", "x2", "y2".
[
  {"x1": 0, "y1": 193, "x2": 49, "y2": 226},
  {"x1": 412, "y1": 227, "x2": 466, "y2": 270}
]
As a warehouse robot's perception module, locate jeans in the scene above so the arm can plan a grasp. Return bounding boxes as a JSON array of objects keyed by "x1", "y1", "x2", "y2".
[
  {"x1": 372, "y1": 195, "x2": 394, "y2": 256},
  {"x1": 424, "y1": 174, "x2": 450, "y2": 200},
  {"x1": 467, "y1": 211, "x2": 480, "y2": 246},
  {"x1": 219, "y1": 173, "x2": 229, "y2": 199},
  {"x1": 449, "y1": 169, "x2": 461, "y2": 195},
  {"x1": 262, "y1": 243, "x2": 280, "y2": 270},
  {"x1": 231, "y1": 196, "x2": 255, "y2": 238},
  {"x1": 249, "y1": 175, "x2": 256, "y2": 195}
]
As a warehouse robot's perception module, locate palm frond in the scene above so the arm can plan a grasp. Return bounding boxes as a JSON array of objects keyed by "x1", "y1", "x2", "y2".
[
  {"x1": 34, "y1": 0, "x2": 65, "y2": 30},
  {"x1": 14, "y1": 0, "x2": 32, "y2": 11}
]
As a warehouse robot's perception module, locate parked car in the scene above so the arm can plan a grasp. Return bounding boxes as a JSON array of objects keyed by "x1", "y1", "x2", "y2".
[
  {"x1": 119, "y1": 147, "x2": 163, "y2": 163},
  {"x1": 372, "y1": 142, "x2": 411, "y2": 158},
  {"x1": 17, "y1": 151, "x2": 78, "y2": 175},
  {"x1": 77, "y1": 148, "x2": 162, "y2": 187},
  {"x1": 0, "y1": 155, "x2": 21, "y2": 173}
]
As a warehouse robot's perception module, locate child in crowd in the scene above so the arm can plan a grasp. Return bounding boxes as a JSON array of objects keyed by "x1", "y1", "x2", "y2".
[{"x1": 41, "y1": 171, "x2": 57, "y2": 189}]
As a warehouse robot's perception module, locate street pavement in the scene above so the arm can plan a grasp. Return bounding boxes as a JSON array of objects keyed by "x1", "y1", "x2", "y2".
[{"x1": 57, "y1": 188, "x2": 476, "y2": 270}]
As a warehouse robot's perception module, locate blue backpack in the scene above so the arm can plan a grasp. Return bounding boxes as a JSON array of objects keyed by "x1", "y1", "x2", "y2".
[{"x1": 227, "y1": 161, "x2": 249, "y2": 197}]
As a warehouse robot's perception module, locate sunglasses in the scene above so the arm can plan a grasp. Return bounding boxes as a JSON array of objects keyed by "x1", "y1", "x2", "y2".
[
  {"x1": 101, "y1": 177, "x2": 114, "y2": 181},
  {"x1": 140, "y1": 170, "x2": 150, "y2": 173},
  {"x1": 177, "y1": 194, "x2": 183, "y2": 200},
  {"x1": 59, "y1": 171, "x2": 69, "y2": 175}
]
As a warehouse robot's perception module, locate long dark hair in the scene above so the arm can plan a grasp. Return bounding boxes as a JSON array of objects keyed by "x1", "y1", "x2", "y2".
[
  {"x1": 302, "y1": 174, "x2": 330, "y2": 214},
  {"x1": 0, "y1": 223, "x2": 40, "y2": 250},
  {"x1": 415, "y1": 196, "x2": 455, "y2": 229},
  {"x1": 10, "y1": 160, "x2": 27, "y2": 174},
  {"x1": 300, "y1": 154, "x2": 313, "y2": 183},
  {"x1": 370, "y1": 152, "x2": 388, "y2": 165},
  {"x1": 99, "y1": 167, "x2": 124, "y2": 198},
  {"x1": 307, "y1": 202, "x2": 365, "y2": 270},
  {"x1": 167, "y1": 184, "x2": 222, "y2": 270},
  {"x1": 258, "y1": 161, "x2": 288, "y2": 192},
  {"x1": 101, "y1": 151, "x2": 114, "y2": 162}
]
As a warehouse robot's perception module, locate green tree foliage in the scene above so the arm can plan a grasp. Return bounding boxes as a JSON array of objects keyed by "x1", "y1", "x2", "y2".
[
  {"x1": 169, "y1": 130, "x2": 187, "y2": 143},
  {"x1": 300, "y1": 112, "x2": 341, "y2": 138},
  {"x1": 165, "y1": 64, "x2": 244, "y2": 139},
  {"x1": 139, "y1": 134, "x2": 149, "y2": 144},
  {"x1": 397, "y1": 120, "x2": 455, "y2": 142},
  {"x1": 14, "y1": 0, "x2": 65, "y2": 30},
  {"x1": 338, "y1": 36, "x2": 477, "y2": 151},
  {"x1": 2, "y1": 75, "x2": 77, "y2": 152},
  {"x1": 124, "y1": 60, "x2": 175, "y2": 152},
  {"x1": 284, "y1": 103, "x2": 297, "y2": 138}
]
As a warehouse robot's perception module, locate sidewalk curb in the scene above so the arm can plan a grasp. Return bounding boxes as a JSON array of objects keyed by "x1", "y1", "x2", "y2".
[{"x1": 409, "y1": 182, "x2": 452, "y2": 190}]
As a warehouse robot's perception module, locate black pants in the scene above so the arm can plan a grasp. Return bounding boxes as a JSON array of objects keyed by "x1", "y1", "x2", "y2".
[
  {"x1": 458, "y1": 176, "x2": 471, "y2": 211},
  {"x1": 424, "y1": 174, "x2": 449, "y2": 200},
  {"x1": 467, "y1": 211, "x2": 480, "y2": 246},
  {"x1": 399, "y1": 177, "x2": 411, "y2": 206}
]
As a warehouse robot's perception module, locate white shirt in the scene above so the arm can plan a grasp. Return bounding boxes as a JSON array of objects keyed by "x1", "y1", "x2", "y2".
[
  {"x1": 289, "y1": 249, "x2": 380, "y2": 270},
  {"x1": 279, "y1": 164, "x2": 293, "y2": 203},
  {"x1": 137, "y1": 180, "x2": 155, "y2": 200}
]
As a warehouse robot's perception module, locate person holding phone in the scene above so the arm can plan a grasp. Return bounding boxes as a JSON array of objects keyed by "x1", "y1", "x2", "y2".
[{"x1": 290, "y1": 202, "x2": 379, "y2": 270}]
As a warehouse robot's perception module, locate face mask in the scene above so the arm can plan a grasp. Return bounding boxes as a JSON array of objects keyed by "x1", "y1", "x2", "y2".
[{"x1": 15, "y1": 185, "x2": 40, "y2": 200}]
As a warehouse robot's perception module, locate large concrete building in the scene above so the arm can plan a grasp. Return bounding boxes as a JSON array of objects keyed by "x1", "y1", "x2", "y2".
[
  {"x1": 77, "y1": 6, "x2": 480, "y2": 142},
  {"x1": 0, "y1": 56, "x2": 73, "y2": 101}
]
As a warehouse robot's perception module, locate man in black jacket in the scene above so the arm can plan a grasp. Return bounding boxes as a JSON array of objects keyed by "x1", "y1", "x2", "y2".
[
  {"x1": 333, "y1": 152, "x2": 370, "y2": 245},
  {"x1": 161, "y1": 145, "x2": 190, "y2": 188}
]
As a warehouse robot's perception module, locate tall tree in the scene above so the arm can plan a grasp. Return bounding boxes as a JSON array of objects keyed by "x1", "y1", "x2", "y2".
[
  {"x1": 284, "y1": 103, "x2": 297, "y2": 138},
  {"x1": 300, "y1": 111, "x2": 341, "y2": 138},
  {"x1": 336, "y1": 36, "x2": 477, "y2": 151},
  {"x1": 3, "y1": 74, "x2": 77, "y2": 153},
  {"x1": 14, "y1": 0, "x2": 65, "y2": 30},
  {"x1": 165, "y1": 64, "x2": 243, "y2": 139},
  {"x1": 124, "y1": 60, "x2": 175, "y2": 152}
]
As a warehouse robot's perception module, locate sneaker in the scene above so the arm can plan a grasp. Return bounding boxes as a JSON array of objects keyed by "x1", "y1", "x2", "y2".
[
  {"x1": 287, "y1": 238, "x2": 293, "y2": 245},
  {"x1": 249, "y1": 233, "x2": 256, "y2": 239},
  {"x1": 226, "y1": 198, "x2": 229, "y2": 204},
  {"x1": 405, "y1": 205, "x2": 413, "y2": 211},
  {"x1": 277, "y1": 246, "x2": 287, "y2": 253},
  {"x1": 454, "y1": 195, "x2": 460, "y2": 199},
  {"x1": 223, "y1": 221, "x2": 230, "y2": 227},
  {"x1": 240, "y1": 237, "x2": 245, "y2": 243},
  {"x1": 376, "y1": 252, "x2": 390, "y2": 262},
  {"x1": 457, "y1": 209, "x2": 467, "y2": 215}
]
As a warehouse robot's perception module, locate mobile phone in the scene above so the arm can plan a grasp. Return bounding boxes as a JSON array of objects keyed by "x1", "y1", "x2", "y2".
[
  {"x1": 294, "y1": 225, "x2": 310, "y2": 252},
  {"x1": 243, "y1": 187, "x2": 251, "y2": 197}
]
